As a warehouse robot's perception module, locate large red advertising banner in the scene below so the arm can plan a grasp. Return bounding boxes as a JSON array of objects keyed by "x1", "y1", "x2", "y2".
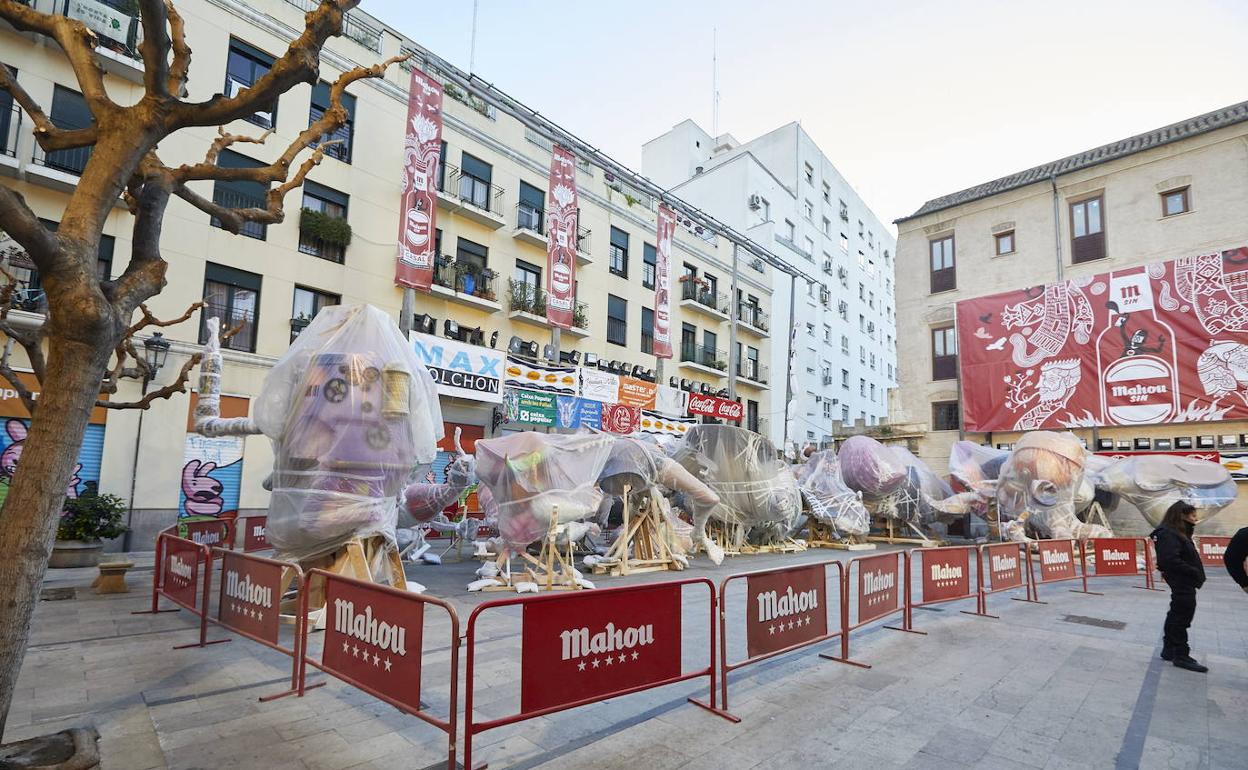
[
  {"x1": 322, "y1": 575, "x2": 424, "y2": 712},
  {"x1": 984, "y1": 543, "x2": 1023, "y2": 591},
  {"x1": 955, "y1": 249, "x2": 1248, "y2": 432},
  {"x1": 545, "y1": 146, "x2": 578, "y2": 329},
  {"x1": 653, "y1": 205, "x2": 676, "y2": 358},
  {"x1": 395, "y1": 69, "x2": 443, "y2": 291},
  {"x1": 1037, "y1": 540, "x2": 1077, "y2": 582},
  {"x1": 1091, "y1": 538, "x2": 1139, "y2": 576},
  {"x1": 744, "y1": 564, "x2": 827, "y2": 658},
  {"x1": 520, "y1": 583, "x2": 681, "y2": 714},
  {"x1": 856, "y1": 553, "x2": 900, "y2": 624},
  {"x1": 217, "y1": 550, "x2": 281, "y2": 644},
  {"x1": 1195, "y1": 536, "x2": 1232, "y2": 567},
  {"x1": 920, "y1": 548, "x2": 972, "y2": 603},
  {"x1": 162, "y1": 537, "x2": 201, "y2": 610}
]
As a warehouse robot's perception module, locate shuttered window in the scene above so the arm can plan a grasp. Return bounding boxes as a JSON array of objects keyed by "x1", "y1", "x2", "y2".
[
  {"x1": 1070, "y1": 196, "x2": 1105, "y2": 263},
  {"x1": 929, "y1": 235, "x2": 955, "y2": 293}
]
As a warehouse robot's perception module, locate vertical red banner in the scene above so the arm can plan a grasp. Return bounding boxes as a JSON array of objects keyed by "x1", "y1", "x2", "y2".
[
  {"x1": 1092, "y1": 538, "x2": 1139, "y2": 575},
  {"x1": 243, "y1": 516, "x2": 268, "y2": 552},
  {"x1": 856, "y1": 553, "x2": 900, "y2": 624},
  {"x1": 162, "y1": 537, "x2": 200, "y2": 610},
  {"x1": 217, "y1": 551, "x2": 281, "y2": 644},
  {"x1": 395, "y1": 68, "x2": 443, "y2": 291},
  {"x1": 322, "y1": 576, "x2": 424, "y2": 712},
  {"x1": 745, "y1": 564, "x2": 827, "y2": 658},
  {"x1": 1195, "y1": 536, "x2": 1231, "y2": 567},
  {"x1": 1037, "y1": 540, "x2": 1077, "y2": 582},
  {"x1": 984, "y1": 543, "x2": 1023, "y2": 591},
  {"x1": 545, "y1": 146, "x2": 578, "y2": 329},
  {"x1": 520, "y1": 584, "x2": 681, "y2": 714},
  {"x1": 653, "y1": 205, "x2": 676, "y2": 358},
  {"x1": 920, "y1": 548, "x2": 972, "y2": 603}
]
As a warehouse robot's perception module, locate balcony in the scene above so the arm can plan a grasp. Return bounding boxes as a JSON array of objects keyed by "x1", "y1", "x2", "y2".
[
  {"x1": 506, "y1": 279, "x2": 588, "y2": 335},
  {"x1": 431, "y1": 259, "x2": 501, "y2": 313},
  {"x1": 0, "y1": 103, "x2": 19, "y2": 176},
  {"x1": 512, "y1": 202, "x2": 547, "y2": 248},
  {"x1": 436, "y1": 164, "x2": 505, "y2": 228},
  {"x1": 679, "y1": 342, "x2": 727, "y2": 379},
  {"x1": 735, "y1": 303, "x2": 770, "y2": 337},
  {"x1": 209, "y1": 188, "x2": 267, "y2": 240},
  {"x1": 285, "y1": 0, "x2": 382, "y2": 52},
  {"x1": 58, "y1": 0, "x2": 144, "y2": 82},
  {"x1": 735, "y1": 360, "x2": 770, "y2": 389},
  {"x1": 679, "y1": 281, "x2": 729, "y2": 322},
  {"x1": 29, "y1": 138, "x2": 92, "y2": 191},
  {"x1": 575, "y1": 226, "x2": 593, "y2": 266}
]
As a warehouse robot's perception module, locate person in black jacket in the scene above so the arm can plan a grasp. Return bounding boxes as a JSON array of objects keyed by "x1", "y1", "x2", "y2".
[
  {"x1": 1150, "y1": 501, "x2": 1207, "y2": 672},
  {"x1": 1224, "y1": 526, "x2": 1248, "y2": 591}
]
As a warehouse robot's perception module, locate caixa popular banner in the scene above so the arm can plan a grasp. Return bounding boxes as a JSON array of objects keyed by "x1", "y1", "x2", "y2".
[
  {"x1": 217, "y1": 550, "x2": 281, "y2": 644},
  {"x1": 856, "y1": 552, "x2": 900, "y2": 624},
  {"x1": 955, "y1": 249, "x2": 1248, "y2": 432},
  {"x1": 1037, "y1": 540, "x2": 1077, "y2": 582},
  {"x1": 520, "y1": 583, "x2": 681, "y2": 714},
  {"x1": 322, "y1": 576, "x2": 424, "y2": 712},
  {"x1": 745, "y1": 564, "x2": 827, "y2": 658}
]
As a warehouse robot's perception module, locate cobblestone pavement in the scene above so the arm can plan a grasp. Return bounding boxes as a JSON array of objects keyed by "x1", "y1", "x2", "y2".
[{"x1": 5, "y1": 545, "x2": 1246, "y2": 769}]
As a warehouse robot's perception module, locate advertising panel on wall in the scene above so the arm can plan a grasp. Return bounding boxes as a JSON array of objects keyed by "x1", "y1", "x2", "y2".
[
  {"x1": 394, "y1": 69, "x2": 443, "y2": 291},
  {"x1": 504, "y1": 356, "x2": 577, "y2": 395},
  {"x1": 545, "y1": 146, "x2": 579, "y2": 329},
  {"x1": 955, "y1": 249, "x2": 1248, "y2": 432},
  {"x1": 652, "y1": 205, "x2": 676, "y2": 358},
  {"x1": 411, "y1": 332, "x2": 505, "y2": 403}
]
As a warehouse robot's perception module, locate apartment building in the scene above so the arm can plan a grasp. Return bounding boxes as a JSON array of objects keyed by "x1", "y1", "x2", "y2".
[
  {"x1": 643, "y1": 121, "x2": 897, "y2": 451},
  {"x1": 0, "y1": 0, "x2": 775, "y2": 546},
  {"x1": 893, "y1": 100, "x2": 1248, "y2": 533}
]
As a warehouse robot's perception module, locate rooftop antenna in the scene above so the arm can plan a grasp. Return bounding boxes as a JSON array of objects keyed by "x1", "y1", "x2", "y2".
[
  {"x1": 711, "y1": 27, "x2": 720, "y2": 137},
  {"x1": 468, "y1": 0, "x2": 480, "y2": 73}
]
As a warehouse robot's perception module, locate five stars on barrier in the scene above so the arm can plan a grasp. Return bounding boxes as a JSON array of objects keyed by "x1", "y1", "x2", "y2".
[
  {"x1": 577, "y1": 653, "x2": 639, "y2": 672},
  {"x1": 767, "y1": 616, "x2": 814, "y2": 635}
]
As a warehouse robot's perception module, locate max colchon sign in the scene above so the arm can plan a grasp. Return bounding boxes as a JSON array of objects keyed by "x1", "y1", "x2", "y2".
[{"x1": 410, "y1": 332, "x2": 505, "y2": 404}]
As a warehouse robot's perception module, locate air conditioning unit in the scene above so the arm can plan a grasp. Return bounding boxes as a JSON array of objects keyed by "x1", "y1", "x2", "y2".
[
  {"x1": 822, "y1": 259, "x2": 833, "y2": 272},
  {"x1": 867, "y1": 321, "x2": 875, "y2": 333},
  {"x1": 837, "y1": 266, "x2": 848, "y2": 279},
  {"x1": 815, "y1": 395, "x2": 822, "y2": 403},
  {"x1": 837, "y1": 300, "x2": 848, "y2": 313},
  {"x1": 748, "y1": 194, "x2": 762, "y2": 210},
  {"x1": 749, "y1": 258, "x2": 764, "y2": 272},
  {"x1": 822, "y1": 375, "x2": 833, "y2": 385}
]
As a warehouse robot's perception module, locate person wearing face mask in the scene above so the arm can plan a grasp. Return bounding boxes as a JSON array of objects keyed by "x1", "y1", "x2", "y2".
[{"x1": 1150, "y1": 501, "x2": 1207, "y2": 672}]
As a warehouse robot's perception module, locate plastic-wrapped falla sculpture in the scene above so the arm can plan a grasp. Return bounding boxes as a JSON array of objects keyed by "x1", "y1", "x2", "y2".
[
  {"x1": 1086, "y1": 454, "x2": 1236, "y2": 528},
  {"x1": 837, "y1": 435, "x2": 929, "y2": 534},
  {"x1": 948, "y1": 441, "x2": 1010, "y2": 498},
  {"x1": 793, "y1": 450, "x2": 869, "y2": 538},
  {"x1": 995, "y1": 431, "x2": 1110, "y2": 541}
]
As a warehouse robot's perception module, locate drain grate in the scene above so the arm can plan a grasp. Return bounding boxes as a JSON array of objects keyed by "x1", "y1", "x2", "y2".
[{"x1": 1061, "y1": 614, "x2": 1126, "y2": 630}]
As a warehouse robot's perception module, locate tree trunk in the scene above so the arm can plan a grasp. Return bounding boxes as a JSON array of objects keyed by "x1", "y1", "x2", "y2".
[{"x1": 0, "y1": 332, "x2": 113, "y2": 739}]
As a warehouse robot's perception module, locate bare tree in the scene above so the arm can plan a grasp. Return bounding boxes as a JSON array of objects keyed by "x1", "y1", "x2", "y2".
[{"x1": 0, "y1": 0, "x2": 404, "y2": 735}]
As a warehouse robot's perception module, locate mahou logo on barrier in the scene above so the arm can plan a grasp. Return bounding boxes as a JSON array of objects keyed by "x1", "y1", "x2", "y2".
[
  {"x1": 745, "y1": 564, "x2": 827, "y2": 658},
  {"x1": 1196, "y1": 536, "x2": 1231, "y2": 567},
  {"x1": 162, "y1": 538, "x2": 200, "y2": 609},
  {"x1": 243, "y1": 517, "x2": 268, "y2": 552},
  {"x1": 1038, "y1": 541, "x2": 1076, "y2": 582},
  {"x1": 184, "y1": 519, "x2": 230, "y2": 548},
  {"x1": 322, "y1": 577, "x2": 423, "y2": 711},
  {"x1": 520, "y1": 584, "x2": 681, "y2": 713},
  {"x1": 857, "y1": 553, "x2": 899, "y2": 624},
  {"x1": 985, "y1": 543, "x2": 1023, "y2": 591},
  {"x1": 1092, "y1": 538, "x2": 1138, "y2": 576},
  {"x1": 921, "y1": 549, "x2": 971, "y2": 603},
  {"x1": 217, "y1": 551, "x2": 280, "y2": 644}
]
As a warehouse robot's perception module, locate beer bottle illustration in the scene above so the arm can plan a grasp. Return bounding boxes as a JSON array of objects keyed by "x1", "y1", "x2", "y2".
[{"x1": 1095, "y1": 270, "x2": 1179, "y2": 425}]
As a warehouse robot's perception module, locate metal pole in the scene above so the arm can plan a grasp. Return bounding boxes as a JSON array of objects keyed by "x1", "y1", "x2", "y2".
[
  {"x1": 399, "y1": 287, "x2": 415, "y2": 335},
  {"x1": 122, "y1": 374, "x2": 150, "y2": 553},
  {"x1": 727, "y1": 243, "x2": 739, "y2": 400}
]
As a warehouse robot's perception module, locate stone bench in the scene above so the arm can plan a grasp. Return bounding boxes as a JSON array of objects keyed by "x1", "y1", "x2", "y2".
[{"x1": 92, "y1": 561, "x2": 135, "y2": 594}]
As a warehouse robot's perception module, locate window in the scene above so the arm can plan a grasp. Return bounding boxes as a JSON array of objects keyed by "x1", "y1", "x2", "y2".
[
  {"x1": 859, "y1": 345, "x2": 866, "y2": 363},
  {"x1": 0, "y1": 66, "x2": 14, "y2": 158},
  {"x1": 823, "y1": 324, "x2": 832, "y2": 343},
  {"x1": 932, "y1": 326, "x2": 958, "y2": 380},
  {"x1": 641, "y1": 307, "x2": 655, "y2": 354},
  {"x1": 16, "y1": 220, "x2": 111, "y2": 308},
  {"x1": 748, "y1": 400, "x2": 760, "y2": 433},
  {"x1": 804, "y1": 199, "x2": 814, "y2": 220},
  {"x1": 869, "y1": 291, "x2": 875, "y2": 309},
  {"x1": 1161, "y1": 187, "x2": 1189, "y2": 217},
  {"x1": 681, "y1": 323, "x2": 696, "y2": 360},
  {"x1": 929, "y1": 235, "x2": 955, "y2": 292},
  {"x1": 857, "y1": 220, "x2": 864, "y2": 237},
  {"x1": 858, "y1": 314, "x2": 865, "y2": 332},
  {"x1": 870, "y1": 353, "x2": 876, "y2": 370},
  {"x1": 858, "y1": 283, "x2": 865, "y2": 301},
  {"x1": 804, "y1": 162, "x2": 814, "y2": 185},
  {"x1": 823, "y1": 401, "x2": 832, "y2": 419},
  {"x1": 607, "y1": 294, "x2": 627, "y2": 346},
  {"x1": 841, "y1": 369, "x2": 849, "y2": 389},
  {"x1": 225, "y1": 38, "x2": 277, "y2": 129},
  {"x1": 704, "y1": 273, "x2": 718, "y2": 297},
  {"x1": 456, "y1": 237, "x2": 488, "y2": 272},
  {"x1": 746, "y1": 346, "x2": 760, "y2": 380},
  {"x1": 932, "y1": 401, "x2": 960, "y2": 431},
  {"x1": 309, "y1": 80, "x2": 354, "y2": 162},
  {"x1": 995, "y1": 230, "x2": 1015, "y2": 256},
  {"x1": 870, "y1": 383, "x2": 876, "y2": 401},
  {"x1": 609, "y1": 226, "x2": 629, "y2": 278},
  {"x1": 211, "y1": 150, "x2": 268, "y2": 239},
  {"x1": 298, "y1": 181, "x2": 349, "y2": 262},
  {"x1": 841, "y1": 405, "x2": 849, "y2": 421},
  {"x1": 784, "y1": 219, "x2": 796, "y2": 241},
  {"x1": 859, "y1": 378, "x2": 866, "y2": 397},
  {"x1": 822, "y1": 181, "x2": 831, "y2": 203},
  {"x1": 839, "y1": 233, "x2": 849, "y2": 253},
  {"x1": 1070, "y1": 195, "x2": 1105, "y2": 263},
  {"x1": 291, "y1": 286, "x2": 339, "y2": 341},
  {"x1": 822, "y1": 217, "x2": 832, "y2": 237},
  {"x1": 459, "y1": 153, "x2": 494, "y2": 210},
  {"x1": 514, "y1": 259, "x2": 541, "y2": 296},
  {"x1": 39, "y1": 86, "x2": 94, "y2": 175},
  {"x1": 518, "y1": 181, "x2": 545, "y2": 233},
  {"x1": 840, "y1": 335, "x2": 849, "y2": 355},
  {"x1": 758, "y1": 197, "x2": 770, "y2": 220},
  {"x1": 804, "y1": 236, "x2": 814, "y2": 257},
  {"x1": 888, "y1": 363, "x2": 894, "y2": 380},
  {"x1": 201, "y1": 263, "x2": 261, "y2": 352},
  {"x1": 643, "y1": 243, "x2": 657, "y2": 289},
  {"x1": 703, "y1": 330, "x2": 718, "y2": 364},
  {"x1": 838, "y1": 199, "x2": 848, "y2": 221}
]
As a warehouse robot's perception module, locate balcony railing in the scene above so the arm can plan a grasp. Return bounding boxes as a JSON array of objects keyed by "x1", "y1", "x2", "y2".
[
  {"x1": 210, "y1": 188, "x2": 267, "y2": 240},
  {"x1": 0, "y1": 103, "x2": 19, "y2": 158},
  {"x1": 680, "y1": 342, "x2": 726, "y2": 371},
  {"x1": 200, "y1": 301, "x2": 257, "y2": 352},
  {"x1": 507, "y1": 279, "x2": 547, "y2": 317},
  {"x1": 680, "y1": 281, "x2": 728, "y2": 315},
  {"x1": 434, "y1": 260, "x2": 499, "y2": 302},
  {"x1": 285, "y1": 0, "x2": 381, "y2": 52},
  {"x1": 736, "y1": 360, "x2": 769, "y2": 384},
  {"x1": 60, "y1": 0, "x2": 141, "y2": 61},
  {"x1": 576, "y1": 226, "x2": 591, "y2": 253},
  {"x1": 516, "y1": 202, "x2": 544, "y2": 235},
  {"x1": 309, "y1": 106, "x2": 352, "y2": 162},
  {"x1": 439, "y1": 163, "x2": 504, "y2": 216},
  {"x1": 736, "y1": 302, "x2": 769, "y2": 332},
  {"x1": 32, "y1": 139, "x2": 92, "y2": 177}
]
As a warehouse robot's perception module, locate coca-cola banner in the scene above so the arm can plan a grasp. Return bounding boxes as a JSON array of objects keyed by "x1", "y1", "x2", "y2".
[
  {"x1": 856, "y1": 553, "x2": 900, "y2": 625},
  {"x1": 955, "y1": 249, "x2": 1248, "y2": 432},
  {"x1": 687, "y1": 394, "x2": 743, "y2": 421},
  {"x1": 745, "y1": 564, "x2": 828, "y2": 658},
  {"x1": 242, "y1": 516, "x2": 268, "y2": 552},
  {"x1": 1195, "y1": 536, "x2": 1232, "y2": 567},
  {"x1": 919, "y1": 548, "x2": 972, "y2": 603},
  {"x1": 545, "y1": 146, "x2": 578, "y2": 329},
  {"x1": 1036, "y1": 540, "x2": 1077, "y2": 582},
  {"x1": 322, "y1": 575, "x2": 424, "y2": 712},
  {"x1": 1091, "y1": 538, "x2": 1139, "y2": 576},
  {"x1": 395, "y1": 69, "x2": 443, "y2": 291},
  {"x1": 984, "y1": 543, "x2": 1023, "y2": 591},
  {"x1": 520, "y1": 583, "x2": 681, "y2": 713},
  {"x1": 217, "y1": 550, "x2": 281, "y2": 644},
  {"x1": 653, "y1": 206, "x2": 676, "y2": 358}
]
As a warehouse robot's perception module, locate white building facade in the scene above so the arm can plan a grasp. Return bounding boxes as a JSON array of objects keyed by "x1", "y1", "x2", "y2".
[{"x1": 644, "y1": 121, "x2": 897, "y2": 449}]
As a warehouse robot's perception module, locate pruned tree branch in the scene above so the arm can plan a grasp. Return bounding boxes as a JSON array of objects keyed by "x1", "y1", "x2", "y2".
[
  {"x1": 0, "y1": 187, "x2": 58, "y2": 273},
  {"x1": 0, "y1": 339, "x2": 37, "y2": 416},
  {"x1": 0, "y1": 66, "x2": 98, "y2": 152},
  {"x1": 165, "y1": 0, "x2": 192, "y2": 97},
  {"x1": 98, "y1": 353, "x2": 200, "y2": 410},
  {"x1": 99, "y1": 301, "x2": 203, "y2": 395},
  {"x1": 137, "y1": 0, "x2": 172, "y2": 97},
  {"x1": 0, "y1": 0, "x2": 117, "y2": 115}
]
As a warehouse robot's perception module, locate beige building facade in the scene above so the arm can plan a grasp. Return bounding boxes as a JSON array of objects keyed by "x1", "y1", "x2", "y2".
[
  {"x1": 893, "y1": 101, "x2": 1248, "y2": 534},
  {"x1": 0, "y1": 0, "x2": 775, "y2": 548}
]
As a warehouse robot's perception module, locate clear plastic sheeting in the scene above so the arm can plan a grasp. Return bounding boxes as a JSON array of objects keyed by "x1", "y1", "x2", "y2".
[
  {"x1": 1086, "y1": 454, "x2": 1237, "y2": 527},
  {"x1": 252, "y1": 305, "x2": 443, "y2": 560},
  {"x1": 475, "y1": 431, "x2": 614, "y2": 551},
  {"x1": 837, "y1": 435, "x2": 925, "y2": 526},
  {"x1": 948, "y1": 441, "x2": 1010, "y2": 498},
  {"x1": 996, "y1": 431, "x2": 1108, "y2": 540},
  {"x1": 793, "y1": 450, "x2": 869, "y2": 536}
]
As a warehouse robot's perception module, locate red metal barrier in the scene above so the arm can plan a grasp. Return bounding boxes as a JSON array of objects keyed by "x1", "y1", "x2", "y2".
[
  {"x1": 825, "y1": 550, "x2": 924, "y2": 669},
  {"x1": 181, "y1": 518, "x2": 234, "y2": 550},
  {"x1": 210, "y1": 548, "x2": 306, "y2": 701},
  {"x1": 909, "y1": 545, "x2": 989, "y2": 625},
  {"x1": 1024, "y1": 538, "x2": 1085, "y2": 601},
  {"x1": 718, "y1": 560, "x2": 846, "y2": 710},
  {"x1": 1081, "y1": 537, "x2": 1163, "y2": 593},
  {"x1": 1195, "y1": 536, "x2": 1232, "y2": 568},
  {"x1": 463, "y1": 578, "x2": 735, "y2": 770},
  {"x1": 297, "y1": 569, "x2": 460, "y2": 770},
  {"x1": 133, "y1": 530, "x2": 230, "y2": 649},
  {"x1": 241, "y1": 516, "x2": 269, "y2": 552},
  {"x1": 977, "y1": 542, "x2": 1040, "y2": 616}
]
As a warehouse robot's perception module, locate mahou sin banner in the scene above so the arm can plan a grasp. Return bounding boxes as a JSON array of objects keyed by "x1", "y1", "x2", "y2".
[
  {"x1": 955, "y1": 249, "x2": 1248, "y2": 432},
  {"x1": 395, "y1": 69, "x2": 443, "y2": 291},
  {"x1": 545, "y1": 146, "x2": 578, "y2": 329},
  {"x1": 653, "y1": 205, "x2": 676, "y2": 358}
]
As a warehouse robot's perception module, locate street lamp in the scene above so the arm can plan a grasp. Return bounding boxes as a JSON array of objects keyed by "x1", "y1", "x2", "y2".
[{"x1": 122, "y1": 332, "x2": 171, "y2": 552}]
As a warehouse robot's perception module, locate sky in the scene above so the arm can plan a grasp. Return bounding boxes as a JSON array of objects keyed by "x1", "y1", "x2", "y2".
[{"x1": 365, "y1": 0, "x2": 1248, "y2": 233}]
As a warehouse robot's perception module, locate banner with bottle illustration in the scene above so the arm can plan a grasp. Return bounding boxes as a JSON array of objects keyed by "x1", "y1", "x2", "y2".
[
  {"x1": 544, "y1": 146, "x2": 578, "y2": 329},
  {"x1": 394, "y1": 68, "x2": 443, "y2": 291},
  {"x1": 652, "y1": 205, "x2": 676, "y2": 358},
  {"x1": 955, "y1": 248, "x2": 1248, "y2": 433},
  {"x1": 177, "y1": 395, "x2": 248, "y2": 521}
]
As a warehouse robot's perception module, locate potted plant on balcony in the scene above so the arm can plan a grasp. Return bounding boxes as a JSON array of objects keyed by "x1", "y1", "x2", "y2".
[
  {"x1": 712, "y1": 359, "x2": 728, "y2": 371},
  {"x1": 572, "y1": 303, "x2": 588, "y2": 330},
  {"x1": 49, "y1": 491, "x2": 128, "y2": 568},
  {"x1": 455, "y1": 261, "x2": 482, "y2": 295},
  {"x1": 507, "y1": 278, "x2": 533, "y2": 313},
  {"x1": 479, "y1": 268, "x2": 498, "y2": 301},
  {"x1": 299, "y1": 208, "x2": 352, "y2": 250}
]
